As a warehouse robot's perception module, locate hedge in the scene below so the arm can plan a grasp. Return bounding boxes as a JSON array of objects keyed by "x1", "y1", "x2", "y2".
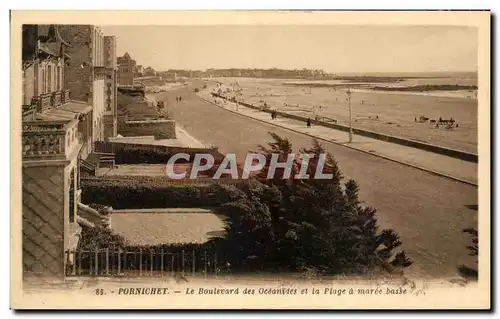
[
  {"x1": 114, "y1": 148, "x2": 180, "y2": 165},
  {"x1": 81, "y1": 177, "x2": 238, "y2": 209}
]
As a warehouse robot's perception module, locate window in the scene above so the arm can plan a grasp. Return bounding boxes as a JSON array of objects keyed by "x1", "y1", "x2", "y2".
[
  {"x1": 69, "y1": 168, "x2": 75, "y2": 223},
  {"x1": 41, "y1": 68, "x2": 45, "y2": 94},
  {"x1": 47, "y1": 65, "x2": 52, "y2": 93},
  {"x1": 56, "y1": 66, "x2": 61, "y2": 91}
]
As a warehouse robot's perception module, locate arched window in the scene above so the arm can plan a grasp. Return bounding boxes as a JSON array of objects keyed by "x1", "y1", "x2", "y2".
[
  {"x1": 47, "y1": 65, "x2": 52, "y2": 93},
  {"x1": 56, "y1": 65, "x2": 61, "y2": 91},
  {"x1": 41, "y1": 68, "x2": 45, "y2": 94}
]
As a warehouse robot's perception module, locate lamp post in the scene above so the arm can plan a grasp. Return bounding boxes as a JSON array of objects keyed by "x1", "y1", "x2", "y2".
[
  {"x1": 233, "y1": 83, "x2": 239, "y2": 111},
  {"x1": 347, "y1": 87, "x2": 353, "y2": 143}
]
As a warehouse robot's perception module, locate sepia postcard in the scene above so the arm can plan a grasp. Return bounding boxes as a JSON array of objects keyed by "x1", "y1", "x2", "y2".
[{"x1": 10, "y1": 10, "x2": 491, "y2": 310}]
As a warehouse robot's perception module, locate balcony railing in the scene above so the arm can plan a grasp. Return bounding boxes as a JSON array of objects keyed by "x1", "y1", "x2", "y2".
[
  {"x1": 22, "y1": 119, "x2": 80, "y2": 158},
  {"x1": 22, "y1": 104, "x2": 37, "y2": 121},
  {"x1": 32, "y1": 93, "x2": 52, "y2": 113},
  {"x1": 51, "y1": 91, "x2": 62, "y2": 107},
  {"x1": 62, "y1": 89, "x2": 70, "y2": 104}
]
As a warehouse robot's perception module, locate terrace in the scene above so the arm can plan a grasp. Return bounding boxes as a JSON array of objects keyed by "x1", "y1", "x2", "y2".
[{"x1": 22, "y1": 118, "x2": 81, "y2": 161}]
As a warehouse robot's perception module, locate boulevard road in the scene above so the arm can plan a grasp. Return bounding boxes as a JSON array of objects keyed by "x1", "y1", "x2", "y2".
[{"x1": 155, "y1": 81, "x2": 478, "y2": 278}]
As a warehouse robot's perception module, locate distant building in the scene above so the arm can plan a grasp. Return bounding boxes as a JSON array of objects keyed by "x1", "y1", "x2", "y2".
[
  {"x1": 117, "y1": 52, "x2": 136, "y2": 85},
  {"x1": 161, "y1": 72, "x2": 177, "y2": 81},
  {"x1": 143, "y1": 66, "x2": 156, "y2": 77},
  {"x1": 134, "y1": 64, "x2": 143, "y2": 77}
]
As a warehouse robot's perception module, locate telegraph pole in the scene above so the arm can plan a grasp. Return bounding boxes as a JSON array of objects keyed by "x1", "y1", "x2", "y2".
[{"x1": 347, "y1": 87, "x2": 353, "y2": 143}]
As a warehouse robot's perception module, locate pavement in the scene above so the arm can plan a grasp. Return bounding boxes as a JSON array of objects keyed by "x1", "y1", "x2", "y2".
[
  {"x1": 175, "y1": 125, "x2": 206, "y2": 148},
  {"x1": 112, "y1": 208, "x2": 214, "y2": 213},
  {"x1": 198, "y1": 91, "x2": 477, "y2": 185},
  {"x1": 149, "y1": 81, "x2": 478, "y2": 279}
]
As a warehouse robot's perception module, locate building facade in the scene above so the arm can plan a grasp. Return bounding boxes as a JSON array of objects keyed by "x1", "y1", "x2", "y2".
[
  {"x1": 103, "y1": 36, "x2": 118, "y2": 139},
  {"x1": 22, "y1": 25, "x2": 85, "y2": 277},
  {"x1": 117, "y1": 52, "x2": 136, "y2": 85},
  {"x1": 22, "y1": 25, "x2": 70, "y2": 115},
  {"x1": 57, "y1": 25, "x2": 107, "y2": 147},
  {"x1": 22, "y1": 25, "x2": 114, "y2": 278}
]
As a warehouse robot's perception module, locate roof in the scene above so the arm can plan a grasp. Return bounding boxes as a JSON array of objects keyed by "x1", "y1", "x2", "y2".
[
  {"x1": 38, "y1": 43, "x2": 58, "y2": 57},
  {"x1": 38, "y1": 25, "x2": 71, "y2": 46},
  {"x1": 36, "y1": 100, "x2": 93, "y2": 121}
]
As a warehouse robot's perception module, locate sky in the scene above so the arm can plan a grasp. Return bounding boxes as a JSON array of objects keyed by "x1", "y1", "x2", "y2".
[{"x1": 102, "y1": 25, "x2": 478, "y2": 74}]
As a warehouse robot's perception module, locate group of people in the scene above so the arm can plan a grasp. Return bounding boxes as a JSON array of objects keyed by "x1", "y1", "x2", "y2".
[
  {"x1": 414, "y1": 116, "x2": 459, "y2": 129},
  {"x1": 176, "y1": 96, "x2": 183, "y2": 103}
]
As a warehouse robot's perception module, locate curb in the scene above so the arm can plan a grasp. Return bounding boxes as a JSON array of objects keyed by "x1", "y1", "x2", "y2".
[{"x1": 198, "y1": 95, "x2": 478, "y2": 187}]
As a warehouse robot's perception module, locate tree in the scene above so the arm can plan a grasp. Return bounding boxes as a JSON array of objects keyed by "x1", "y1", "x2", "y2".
[
  {"x1": 219, "y1": 180, "x2": 275, "y2": 270},
  {"x1": 222, "y1": 133, "x2": 412, "y2": 275},
  {"x1": 458, "y1": 228, "x2": 478, "y2": 280}
]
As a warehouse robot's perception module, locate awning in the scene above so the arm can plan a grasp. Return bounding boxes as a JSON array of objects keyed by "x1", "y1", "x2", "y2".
[{"x1": 60, "y1": 100, "x2": 93, "y2": 114}]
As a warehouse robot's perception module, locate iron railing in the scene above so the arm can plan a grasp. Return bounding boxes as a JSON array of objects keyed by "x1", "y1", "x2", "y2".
[{"x1": 65, "y1": 249, "x2": 229, "y2": 277}]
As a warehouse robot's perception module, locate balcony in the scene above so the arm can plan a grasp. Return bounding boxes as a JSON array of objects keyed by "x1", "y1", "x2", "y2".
[
  {"x1": 51, "y1": 91, "x2": 62, "y2": 107},
  {"x1": 22, "y1": 119, "x2": 81, "y2": 160}
]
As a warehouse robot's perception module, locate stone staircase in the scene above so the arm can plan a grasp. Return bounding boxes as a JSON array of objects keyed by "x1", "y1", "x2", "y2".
[
  {"x1": 80, "y1": 158, "x2": 96, "y2": 176},
  {"x1": 88, "y1": 152, "x2": 116, "y2": 168},
  {"x1": 77, "y1": 203, "x2": 112, "y2": 229},
  {"x1": 81, "y1": 152, "x2": 116, "y2": 176}
]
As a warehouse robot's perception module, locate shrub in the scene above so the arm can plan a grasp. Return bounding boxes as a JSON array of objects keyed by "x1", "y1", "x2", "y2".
[
  {"x1": 79, "y1": 226, "x2": 128, "y2": 250},
  {"x1": 458, "y1": 228, "x2": 478, "y2": 280},
  {"x1": 87, "y1": 203, "x2": 113, "y2": 215},
  {"x1": 81, "y1": 178, "x2": 235, "y2": 209},
  {"x1": 114, "y1": 148, "x2": 177, "y2": 164}
]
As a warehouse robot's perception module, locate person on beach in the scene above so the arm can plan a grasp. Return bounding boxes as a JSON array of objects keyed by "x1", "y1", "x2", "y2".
[
  {"x1": 307, "y1": 117, "x2": 311, "y2": 128},
  {"x1": 271, "y1": 110, "x2": 277, "y2": 119}
]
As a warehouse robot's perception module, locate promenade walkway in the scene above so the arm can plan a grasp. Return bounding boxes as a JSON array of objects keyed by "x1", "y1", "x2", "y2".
[{"x1": 199, "y1": 92, "x2": 477, "y2": 185}]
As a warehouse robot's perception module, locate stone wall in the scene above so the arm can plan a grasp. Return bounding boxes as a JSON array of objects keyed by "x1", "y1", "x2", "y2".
[
  {"x1": 118, "y1": 119, "x2": 177, "y2": 139},
  {"x1": 22, "y1": 164, "x2": 66, "y2": 277},
  {"x1": 103, "y1": 114, "x2": 117, "y2": 140},
  {"x1": 92, "y1": 79, "x2": 105, "y2": 141},
  {"x1": 23, "y1": 63, "x2": 35, "y2": 105},
  {"x1": 57, "y1": 25, "x2": 93, "y2": 104}
]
